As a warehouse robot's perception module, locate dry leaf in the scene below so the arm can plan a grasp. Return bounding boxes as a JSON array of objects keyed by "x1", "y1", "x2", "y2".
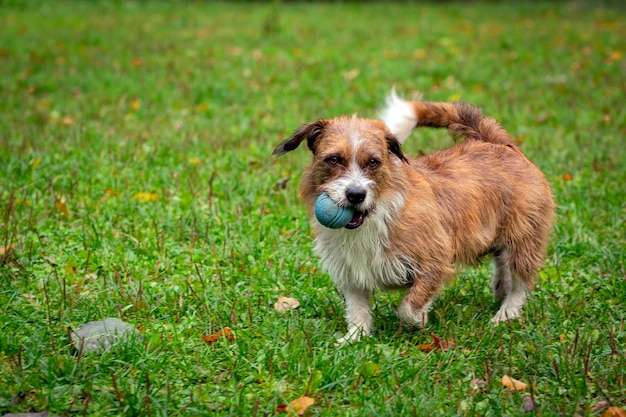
[
  {"x1": 592, "y1": 401, "x2": 610, "y2": 413},
  {"x1": 603, "y1": 407, "x2": 626, "y2": 417},
  {"x1": 470, "y1": 378, "x2": 487, "y2": 393},
  {"x1": 0, "y1": 245, "x2": 14, "y2": 256},
  {"x1": 502, "y1": 375, "x2": 528, "y2": 392},
  {"x1": 202, "y1": 327, "x2": 235, "y2": 344},
  {"x1": 431, "y1": 334, "x2": 456, "y2": 351},
  {"x1": 522, "y1": 395, "x2": 535, "y2": 413},
  {"x1": 289, "y1": 396, "x2": 314, "y2": 416},
  {"x1": 418, "y1": 344, "x2": 434, "y2": 352},
  {"x1": 562, "y1": 173, "x2": 572, "y2": 181},
  {"x1": 104, "y1": 189, "x2": 120, "y2": 195},
  {"x1": 274, "y1": 295, "x2": 300, "y2": 313},
  {"x1": 276, "y1": 404, "x2": 288, "y2": 413}
]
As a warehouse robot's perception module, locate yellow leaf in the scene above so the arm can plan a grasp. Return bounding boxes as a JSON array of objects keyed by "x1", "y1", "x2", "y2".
[
  {"x1": 188, "y1": 157, "x2": 202, "y2": 166},
  {"x1": 61, "y1": 116, "x2": 75, "y2": 126},
  {"x1": 274, "y1": 295, "x2": 300, "y2": 313},
  {"x1": 29, "y1": 157, "x2": 42, "y2": 168},
  {"x1": 448, "y1": 93, "x2": 461, "y2": 101},
  {"x1": 289, "y1": 396, "x2": 314, "y2": 416},
  {"x1": 56, "y1": 196, "x2": 71, "y2": 219},
  {"x1": 606, "y1": 50, "x2": 623, "y2": 63},
  {"x1": 133, "y1": 192, "x2": 159, "y2": 203},
  {"x1": 195, "y1": 103, "x2": 208, "y2": 113},
  {"x1": 502, "y1": 375, "x2": 527, "y2": 392},
  {"x1": 130, "y1": 99, "x2": 141, "y2": 111}
]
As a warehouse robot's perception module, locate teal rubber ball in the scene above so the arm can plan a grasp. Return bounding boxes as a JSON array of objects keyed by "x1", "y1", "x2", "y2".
[{"x1": 314, "y1": 193, "x2": 354, "y2": 229}]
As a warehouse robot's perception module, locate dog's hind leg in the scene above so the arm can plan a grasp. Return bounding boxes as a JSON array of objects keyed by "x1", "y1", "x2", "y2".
[
  {"x1": 491, "y1": 248, "x2": 512, "y2": 300},
  {"x1": 491, "y1": 244, "x2": 540, "y2": 323},
  {"x1": 336, "y1": 286, "x2": 372, "y2": 344}
]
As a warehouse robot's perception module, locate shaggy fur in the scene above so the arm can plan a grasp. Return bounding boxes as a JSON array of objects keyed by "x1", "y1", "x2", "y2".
[{"x1": 273, "y1": 91, "x2": 555, "y2": 343}]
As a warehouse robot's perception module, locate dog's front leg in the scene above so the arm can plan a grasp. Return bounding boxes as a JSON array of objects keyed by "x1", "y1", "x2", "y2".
[
  {"x1": 336, "y1": 286, "x2": 372, "y2": 344},
  {"x1": 397, "y1": 275, "x2": 443, "y2": 328}
]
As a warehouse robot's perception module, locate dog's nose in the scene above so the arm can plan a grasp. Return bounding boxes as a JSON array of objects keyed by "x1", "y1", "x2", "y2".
[{"x1": 346, "y1": 187, "x2": 366, "y2": 204}]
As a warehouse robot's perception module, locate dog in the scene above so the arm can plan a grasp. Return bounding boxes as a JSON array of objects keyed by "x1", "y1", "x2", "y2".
[{"x1": 273, "y1": 90, "x2": 555, "y2": 343}]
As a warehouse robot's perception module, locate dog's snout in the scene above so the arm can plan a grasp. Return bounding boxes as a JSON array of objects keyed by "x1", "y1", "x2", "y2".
[{"x1": 346, "y1": 187, "x2": 366, "y2": 204}]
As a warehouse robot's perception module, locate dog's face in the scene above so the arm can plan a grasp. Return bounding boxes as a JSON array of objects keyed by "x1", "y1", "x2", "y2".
[{"x1": 274, "y1": 116, "x2": 407, "y2": 229}]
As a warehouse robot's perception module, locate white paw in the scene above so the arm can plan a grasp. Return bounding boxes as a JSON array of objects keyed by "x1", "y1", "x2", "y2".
[
  {"x1": 491, "y1": 305, "x2": 522, "y2": 324},
  {"x1": 397, "y1": 301, "x2": 429, "y2": 328},
  {"x1": 335, "y1": 325, "x2": 369, "y2": 345}
]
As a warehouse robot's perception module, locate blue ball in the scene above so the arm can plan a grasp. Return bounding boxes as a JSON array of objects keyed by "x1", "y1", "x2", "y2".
[{"x1": 314, "y1": 193, "x2": 354, "y2": 229}]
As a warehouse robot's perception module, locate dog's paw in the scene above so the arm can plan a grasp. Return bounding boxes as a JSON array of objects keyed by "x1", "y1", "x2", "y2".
[
  {"x1": 491, "y1": 306, "x2": 522, "y2": 324},
  {"x1": 335, "y1": 325, "x2": 369, "y2": 346},
  {"x1": 397, "y1": 302, "x2": 429, "y2": 328}
]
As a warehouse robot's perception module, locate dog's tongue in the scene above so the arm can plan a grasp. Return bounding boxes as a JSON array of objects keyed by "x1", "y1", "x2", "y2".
[{"x1": 345, "y1": 210, "x2": 365, "y2": 229}]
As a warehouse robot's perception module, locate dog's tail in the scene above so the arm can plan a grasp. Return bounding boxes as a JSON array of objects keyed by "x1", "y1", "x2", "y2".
[{"x1": 379, "y1": 89, "x2": 516, "y2": 148}]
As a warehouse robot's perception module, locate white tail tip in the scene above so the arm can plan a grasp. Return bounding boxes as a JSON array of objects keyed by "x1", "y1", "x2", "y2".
[{"x1": 378, "y1": 88, "x2": 417, "y2": 144}]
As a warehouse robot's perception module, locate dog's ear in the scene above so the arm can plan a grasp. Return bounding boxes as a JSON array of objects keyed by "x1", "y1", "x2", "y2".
[
  {"x1": 273, "y1": 120, "x2": 328, "y2": 155},
  {"x1": 386, "y1": 133, "x2": 408, "y2": 163}
]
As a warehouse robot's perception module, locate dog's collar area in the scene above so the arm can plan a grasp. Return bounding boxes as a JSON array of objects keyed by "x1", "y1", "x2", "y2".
[{"x1": 345, "y1": 210, "x2": 368, "y2": 229}]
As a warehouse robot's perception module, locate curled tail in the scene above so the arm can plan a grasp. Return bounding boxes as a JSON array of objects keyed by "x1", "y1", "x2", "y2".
[{"x1": 379, "y1": 90, "x2": 515, "y2": 148}]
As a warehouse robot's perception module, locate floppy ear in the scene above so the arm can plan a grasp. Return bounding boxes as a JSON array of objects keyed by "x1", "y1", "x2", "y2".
[
  {"x1": 273, "y1": 120, "x2": 328, "y2": 155},
  {"x1": 386, "y1": 133, "x2": 408, "y2": 163}
]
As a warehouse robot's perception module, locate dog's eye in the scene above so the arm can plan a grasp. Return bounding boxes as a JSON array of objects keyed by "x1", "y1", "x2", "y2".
[
  {"x1": 367, "y1": 158, "x2": 380, "y2": 169},
  {"x1": 325, "y1": 156, "x2": 340, "y2": 167}
]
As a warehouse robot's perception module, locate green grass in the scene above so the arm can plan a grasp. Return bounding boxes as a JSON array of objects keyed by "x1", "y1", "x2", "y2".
[{"x1": 1, "y1": 1, "x2": 625, "y2": 416}]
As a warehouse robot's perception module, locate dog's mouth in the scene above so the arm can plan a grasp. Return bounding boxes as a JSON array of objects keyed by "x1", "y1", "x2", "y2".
[{"x1": 345, "y1": 209, "x2": 368, "y2": 229}]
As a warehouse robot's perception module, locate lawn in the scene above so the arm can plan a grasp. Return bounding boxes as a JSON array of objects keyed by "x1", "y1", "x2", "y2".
[{"x1": 0, "y1": 1, "x2": 624, "y2": 416}]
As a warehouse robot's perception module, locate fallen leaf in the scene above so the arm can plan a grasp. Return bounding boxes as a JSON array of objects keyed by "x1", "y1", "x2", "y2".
[
  {"x1": 431, "y1": 333, "x2": 456, "y2": 351},
  {"x1": 70, "y1": 318, "x2": 142, "y2": 354},
  {"x1": 603, "y1": 407, "x2": 626, "y2": 417},
  {"x1": 104, "y1": 189, "x2": 120, "y2": 195},
  {"x1": 56, "y1": 196, "x2": 71, "y2": 219},
  {"x1": 195, "y1": 103, "x2": 208, "y2": 113},
  {"x1": 289, "y1": 396, "x2": 314, "y2": 416},
  {"x1": 188, "y1": 157, "x2": 202, "y2": 165},
  {"x1": 342, "y1": 69, "x2": 359, "y2": 81},
  {"x1": 202, "y1": 327, "x2": 235, "y2": 344},
  {"x1": 131, "y1": 58, "x2": 144, "y2": 67},
  {"x1": 502, "y1": 375, "x2": 528, "y2": 392},
  {"x1": 418, "y1": 344, "x2": 434, "y2": 352},
  {"x1": 522, "y1": 395, "x2": 535, "y2": 413},
  {"x1": 276, "y1": 404, "x2": 288, "y2": 413},
  {"x1": 592, "y1": 401, "x2": 610, "y2": 413},
  {"x1": 360, "y1": 361, "x2": 381, "y2": 378},
  {"x1": 133, "y1": 192, "x2": 159, "y2": 203},
  {"x1": 274, "y1": 295, "x2": 300, "y2": 313},
  {"x1": 29, "y1": 157, "x2": 42, "y2": 168},
  {"x1": 0, "y1": 244, "x2": 14, "y2": 256},
  {"x1": 470, "y1": 378, "x2": 487, "y2": 393},
  {"x1": 562, "y1": 172, "x2": 572, "y2": 181}
]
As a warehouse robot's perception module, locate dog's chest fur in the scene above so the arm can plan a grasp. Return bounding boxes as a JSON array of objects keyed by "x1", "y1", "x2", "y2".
[{"x1": 313, "y1": 194, "x2": 415, "y2": 291}]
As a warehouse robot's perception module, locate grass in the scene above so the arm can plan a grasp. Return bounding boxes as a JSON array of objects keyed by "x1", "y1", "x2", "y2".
[{"x1": 0, "y1": 1, "x2": 625, "y2": 416}]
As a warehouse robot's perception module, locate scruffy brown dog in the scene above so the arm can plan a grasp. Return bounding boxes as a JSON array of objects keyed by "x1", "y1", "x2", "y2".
[{"x1": 273, "y1": 91, "x2": 555, "y2": 343}]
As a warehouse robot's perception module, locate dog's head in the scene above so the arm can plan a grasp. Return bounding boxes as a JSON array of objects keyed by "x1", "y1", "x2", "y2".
[{"x1": 273, "y1": 116, "x2": 407, "y2": 229}]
